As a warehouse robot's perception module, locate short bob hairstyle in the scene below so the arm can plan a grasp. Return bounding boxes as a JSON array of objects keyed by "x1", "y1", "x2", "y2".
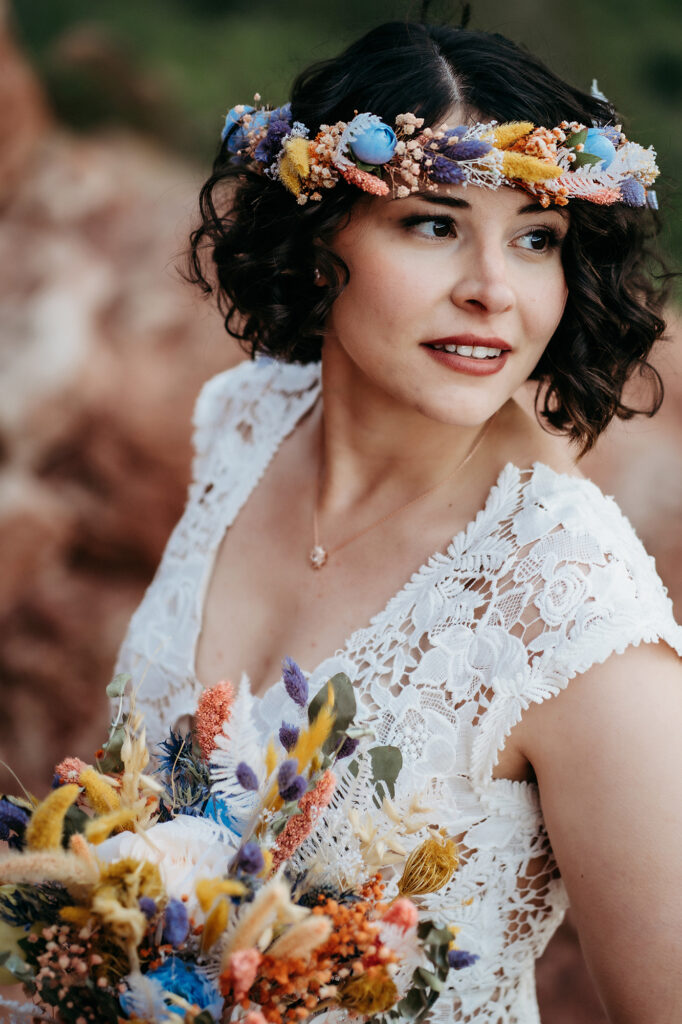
[{"x1": 188, "y1": 21, "x2": 668, "y2": 454}]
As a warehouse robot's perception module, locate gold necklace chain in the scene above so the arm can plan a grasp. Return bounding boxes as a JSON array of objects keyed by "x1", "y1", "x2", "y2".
[{"x1": 309, "y1": 415, "x2": 496, "y2": 569}]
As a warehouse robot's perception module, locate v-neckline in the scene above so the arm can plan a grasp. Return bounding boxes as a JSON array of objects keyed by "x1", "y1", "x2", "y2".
[{"x1": 188, "y1": 361, "x2": 528, "y2": 704}]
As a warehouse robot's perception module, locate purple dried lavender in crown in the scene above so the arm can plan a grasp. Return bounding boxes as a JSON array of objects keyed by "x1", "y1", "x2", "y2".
[
  {"x1": 255, "y1": 110, "x2": 294, "y2": 165},
  {"x1": 236, "y1": 761, "x2": 259, "y2": 790},
  {"x1": 279, "y1": 722, "x2": 300, "y2": 751},
  {"x1": 444, "y1": 139, "x2": 492, "y2": 161},
  {"x1": 282, "y1": 656, "x2": 308, "y2": 707},
  {"x1": 620, "y1": 177, "x2": 646, "y2": 207},
  {"x1": 428, "y1": 156, "x2": 467, "y2": 184}
]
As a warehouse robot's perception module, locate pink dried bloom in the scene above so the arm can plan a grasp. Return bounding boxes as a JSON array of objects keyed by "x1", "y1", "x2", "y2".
[
  {"x1": 54, "y1": 757, "x2": 89, "y2": 784},
  {"x1": 223, "y1": 947, "x2": 262, "y2": 1001},
  {"x1": 272, "y1": 770, "x2": 336, "y2": 870},
  {"x1": 339, "y1": 164, "x2": 390, "y2": 196},
  {"x1": 382, "y1": 898, "x2": 419, "y2": 933},
  {"x1": 195, "y1": 680, "x2": 234, "y2": 760},
  {"x1": 299, "y1": 770, "x2": 336, "y2": 819}
]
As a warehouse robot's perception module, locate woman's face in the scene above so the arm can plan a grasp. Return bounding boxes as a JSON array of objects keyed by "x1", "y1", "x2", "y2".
[{"x1": 324, "y1": 182, "x2": 570, "y2": 427}]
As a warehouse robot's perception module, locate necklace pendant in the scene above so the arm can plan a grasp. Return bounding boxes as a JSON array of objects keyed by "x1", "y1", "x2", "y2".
[{"x1": 309, "y1": 544, "x2": 328, "y2": 569}]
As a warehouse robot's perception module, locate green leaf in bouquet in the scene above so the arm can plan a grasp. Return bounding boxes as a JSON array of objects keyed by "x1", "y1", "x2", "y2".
[
  {"x1": 396, "y1": 985, "x2": 429, "y2": 1019},
  {"x1": 96, "y1": 721, "x2": 127, "y2": 773},
  {"x1": 0, "y1": 950, "x2": 35, "y2": 984},
  {"x1": 309, "y1": 673, "x2": 357, "y2": 755},
  {"x1": 105, "y1": 672, "x2": 130, "y2": 700},
  {"x1": 368, "y1": 744, "x2": 402, "y2": 801},
  {"x1": 61, "y1": 803, "x2": 90, "y2": 846},
  {"x1": 415, "y1": 966, "x2": 444, "y2": 992}
]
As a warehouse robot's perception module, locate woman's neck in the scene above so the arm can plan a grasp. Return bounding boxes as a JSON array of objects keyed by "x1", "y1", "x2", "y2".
[{"x1": 316, "y1": 340, "x2": 504, "y2": 518}]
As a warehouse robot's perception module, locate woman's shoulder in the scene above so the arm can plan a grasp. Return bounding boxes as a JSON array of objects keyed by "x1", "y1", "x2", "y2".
[
  {"x1": 510, "y1": 460, "x2": 682, "y2": 672},
  {"x1": 191, "y1": 358, "x2": 321, "y2": 476}
]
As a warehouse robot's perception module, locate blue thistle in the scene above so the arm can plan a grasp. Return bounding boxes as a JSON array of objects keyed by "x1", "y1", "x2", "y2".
[
  {"x1": 155, "y1": 730, "x2": 211, "y2": 817},
  {"x1": 282, "y1": 657, "x2": 308, "y2": 707},
  {"x1": 279, "y1": 722, "x2": 299, "y2": 752}
]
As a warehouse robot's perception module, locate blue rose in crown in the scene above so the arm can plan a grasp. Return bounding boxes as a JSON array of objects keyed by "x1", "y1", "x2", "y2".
[{"x1": 347, "y1": 113, "x2": 398, "y2": 165}]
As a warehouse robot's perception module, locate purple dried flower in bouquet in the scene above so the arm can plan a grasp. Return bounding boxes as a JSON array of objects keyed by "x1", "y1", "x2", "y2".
[
  {"x1": 139, "y1": 896, "x2": 157, "y2": 920},
  {"x1": 280, "y1": 775, "x2": 307, "y2": 803},
  {"x1": 428, "y1": 156, "x2": 466, "y2": 184},
  {"x1": 236, "y1": 841, "x2": 265, "y2": 875},
  {"x1": 278, "y1": 759, "x2": 298, "y2": 793},
  {"x1": 162, "y1": 899, "x2": 190, "y2": 945},
  {"x1": 236, "y1": 761, "x2": 259, "y2": 791},
  {"x1": 282, "y1": 656, "x2": 308, "y2": 707},
  {"x1": 279, "y1": 722, "x2": 299, "y2": 751},
  {"x1": 0, "y1": 798, "x2": 30, "y2": 846},
  {"x1": 448, "y1": 949, "x2": 479, "y2": 970},
  {"x1": 336, "y1": 735, "x2": 359, "y2": 759}
]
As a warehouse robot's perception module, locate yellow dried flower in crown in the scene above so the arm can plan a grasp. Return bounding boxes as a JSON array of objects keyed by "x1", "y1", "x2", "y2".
[{"x1": 397, "y1": 827, "x2": 459, "y2": 897}]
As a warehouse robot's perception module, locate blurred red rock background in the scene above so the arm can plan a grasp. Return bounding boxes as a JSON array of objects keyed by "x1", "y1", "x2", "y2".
[{"x1": 0, "y1": 5, "x2": 680, "y2": 1022}]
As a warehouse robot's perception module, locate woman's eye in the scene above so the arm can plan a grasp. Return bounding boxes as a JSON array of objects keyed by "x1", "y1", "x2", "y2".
[
  {"x1": 404, "y1": 215, "x2": 457, "y2": 239},
  {"x1": 517, "y1": 228, "x2": 560, "y2": 253}
]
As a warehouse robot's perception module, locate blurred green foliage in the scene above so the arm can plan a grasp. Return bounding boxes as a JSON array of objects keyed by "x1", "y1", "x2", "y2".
[{"x1": 9, "y1": 0, "x2": 682, "y2": 263}]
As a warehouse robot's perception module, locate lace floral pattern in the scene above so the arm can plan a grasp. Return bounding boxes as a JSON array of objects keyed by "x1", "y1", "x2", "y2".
[{"x1": 114, "y1": 359, "x2": 682, "y2": 1024}]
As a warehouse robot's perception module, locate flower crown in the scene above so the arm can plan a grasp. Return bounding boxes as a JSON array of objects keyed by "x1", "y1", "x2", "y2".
[{"x1": 221, "y1": 99, "x2": 659, "y2": 210}]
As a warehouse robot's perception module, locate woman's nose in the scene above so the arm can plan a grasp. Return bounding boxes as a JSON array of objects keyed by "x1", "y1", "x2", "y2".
[{"x1": 450, "y1": 244, "x2": 515, "y2": 314}]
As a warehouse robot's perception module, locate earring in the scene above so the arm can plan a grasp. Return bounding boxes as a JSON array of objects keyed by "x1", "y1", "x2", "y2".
[{"x1": 313, "y1": 267, "x2": 322, "y2": 284}]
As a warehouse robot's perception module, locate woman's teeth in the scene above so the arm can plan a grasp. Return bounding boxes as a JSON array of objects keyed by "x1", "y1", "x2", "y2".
[{"x1": 430, "y1": 344, "x2": 503, "y2": 359}]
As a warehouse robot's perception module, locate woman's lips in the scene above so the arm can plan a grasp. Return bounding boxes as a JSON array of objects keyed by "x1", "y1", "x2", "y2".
[{"x1": 422, "y1": 342, "x2": 510, "y2": 377}]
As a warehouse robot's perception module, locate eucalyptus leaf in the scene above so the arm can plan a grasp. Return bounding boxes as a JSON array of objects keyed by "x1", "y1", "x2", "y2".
[
  {"x1": 309, "y1": 673, "x2": 357, "y2": 755},
  {"x1": 97, "y1": 721, "x2": 127, "y2": 773},
  {"x1": 105, "y1": 672, "x2": 130, "y2": 700},
  {"x1": 565, "y1": 128, "x2": 587, "y2": 149},
  {"x1": 0, "y1": 951, "x2": 35, "y2": 983},
  {"x1": 62, "y1": 804, "x2": 89, "y2": 845},
  {"x1": 368, "y1": 744, "x2": 402, "y2": 800},
  {"x1": 573, "y1": 151, "x2": 602, "y2": 168},
  {"x1": 416, "y1": 967, "x2": 443, "y2": 991},
  {"x1": 396, "y1": 987, "x2": 427, "y2": 1018},
  {"x1": 354, "y1": 159, "x2": 382, "y2": 173}
]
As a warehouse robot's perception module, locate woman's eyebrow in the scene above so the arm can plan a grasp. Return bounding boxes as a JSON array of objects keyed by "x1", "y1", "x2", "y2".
[{"x1": 397, "y1": 193, "x2": 569, "y2": 219}]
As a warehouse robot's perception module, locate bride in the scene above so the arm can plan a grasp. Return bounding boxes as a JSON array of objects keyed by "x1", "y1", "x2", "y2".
[{"x1": 115, "y1": 17, "x2": 682, "y2": 1024}]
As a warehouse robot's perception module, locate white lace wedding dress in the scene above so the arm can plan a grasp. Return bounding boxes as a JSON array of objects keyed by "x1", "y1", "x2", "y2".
[{"x1": 114, "y1": 358, "x2": 682, "y2": 1023}]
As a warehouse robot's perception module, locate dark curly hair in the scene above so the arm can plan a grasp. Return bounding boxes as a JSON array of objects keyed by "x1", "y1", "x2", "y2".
[{"x1": 187, "y1": 20, "x2": 668, "y2": 454}]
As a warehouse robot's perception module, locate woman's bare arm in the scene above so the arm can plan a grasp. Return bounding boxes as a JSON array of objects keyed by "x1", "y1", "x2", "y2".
[{"x1": 516, "y1": 641, "x2": 682, "y2": 1024}]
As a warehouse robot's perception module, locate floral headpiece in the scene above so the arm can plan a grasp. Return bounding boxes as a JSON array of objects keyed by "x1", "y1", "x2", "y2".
[{"x1": 221, "y1": 99, "x2": 659, "y2": 210}]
